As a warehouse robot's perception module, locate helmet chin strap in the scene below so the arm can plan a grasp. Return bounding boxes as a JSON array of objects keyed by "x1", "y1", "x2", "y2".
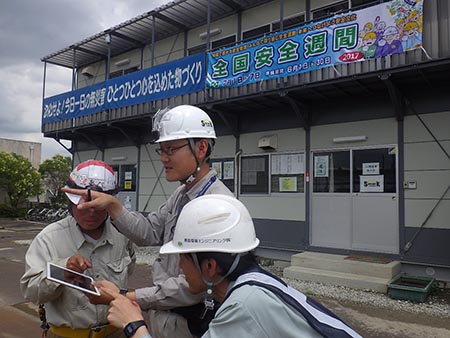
[
  {"x1": 192, "y1": 253, "x2": 242, "y2": 319},
  {"x1": 183, "y1": 139, "x2": 202, "y2": 185}
]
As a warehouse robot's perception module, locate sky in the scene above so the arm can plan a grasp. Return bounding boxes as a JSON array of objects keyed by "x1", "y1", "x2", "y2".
[{"x1": 0, "y1": 0, "x2": 167, "y2": 161}]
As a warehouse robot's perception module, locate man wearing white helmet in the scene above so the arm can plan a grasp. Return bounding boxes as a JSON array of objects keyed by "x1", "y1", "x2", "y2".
[
  {"x1": 62, "y1": 105, "x2": 234, "y2": 338},
  {"x1": 100, "y1": 195, "x2": 362, "y2": 338},
  {"x1": 21, "y1": 160, "x2": 136, "y2": 338}
]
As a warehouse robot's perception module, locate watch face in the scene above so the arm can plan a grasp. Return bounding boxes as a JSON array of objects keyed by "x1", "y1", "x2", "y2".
[
  {"x1": 124, "y1": 325, "x2": 134, "y2": 338},
  {"x1": 124, "y1": 320, "x2": 147, "y2": 338}
]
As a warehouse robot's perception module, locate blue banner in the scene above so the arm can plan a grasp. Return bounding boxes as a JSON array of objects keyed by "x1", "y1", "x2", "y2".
[
  {"x1": 207, "y1": 0, "x2": 423, "y2": 88},
  {"x1": 43, "y1": 53, "x2": 205, "y2": 123}
]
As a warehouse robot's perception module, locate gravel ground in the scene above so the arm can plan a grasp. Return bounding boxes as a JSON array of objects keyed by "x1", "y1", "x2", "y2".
[
  {"x1": 270, "y1": 266, "x2": 450, "y2": 319},
  {"x1": 134, "y1": 246, "x2": 450, "y2": 319}
]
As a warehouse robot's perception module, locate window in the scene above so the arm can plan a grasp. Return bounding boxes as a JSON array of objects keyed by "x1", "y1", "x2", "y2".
[
  {"x1": 242, "y1": 24, "x2": 271, "y2": 41},
  {"x1": 352, "y1": 148, "x2": 396, "y2": 193},
  {"x1": 312, "y1": 0, "x2": 383, "y2": 20},
  {"x1": 189, "y1": 35, "x2": 237, "y2": 55},
  {"x1": 111, "y1": 164, "x2": 137, "y2": 192},
  {"x1": 210, "y1": 158, "x2": 235, "y2": 192},
  {"x1": 272, "y1": 14, "x2": 306, "y2": 31},
  {"x1": 240, "y1": 155, "x2": 269, "y2": 194},
  {"x1": 109, "y1": 66, "x2": 139, "y2": 79},
  {"x1": 188, "y1": 44, "x2": 206, "y2": 55},
  {"x1": 212, "y1": 35, "x2": 236, "y2": 49},
  {"x1": 271, "y1": 153, "x2": 305, "y2": 193},
  {"x1": 312, "y1": 1, "x2": 348, "y2": 20},
  {"x1": 351, "y1": 0, "x2": 383, "y2": 10},
  {"x1": 313, "y1": 151, "x2": 350, "y2": 193}
]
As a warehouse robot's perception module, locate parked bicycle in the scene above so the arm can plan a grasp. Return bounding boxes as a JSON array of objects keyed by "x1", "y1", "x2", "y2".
[{"x1": 24, "y1": 207, "x2": 70, "y2": 222}]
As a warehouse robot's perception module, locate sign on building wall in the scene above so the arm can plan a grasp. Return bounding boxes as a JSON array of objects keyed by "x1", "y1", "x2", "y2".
[
  {"x1": 207, "y1": 0, "x2": 423, "y2": 88},
  {"x1": 42, "y1": 53, "x2": 205, "y2": 123},
  {"x1": 223, "y1": 161, "x2": 234, "y2": 180},
  {"x1": 314, "y1": 155, "x2": 329, "y2": 178},
  {"x1": 360, "y1": 174, "x2": 384, "y2": 192},
  {"x1": 271, "y1": 153, "x2": 304, "y2": 175},
  {"x1": 211, "y1": 162, "x2": 223, "y2": 179},
  {"x1": 362, "y1": 162, "x2": 380, "y2": 175}
]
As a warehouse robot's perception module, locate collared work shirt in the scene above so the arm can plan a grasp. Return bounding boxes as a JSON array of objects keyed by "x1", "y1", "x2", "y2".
[
  {"x1": 203, "y1": 284, "x2": 324, "y2": 338},
  {"x1": 112, "y1": 169, "x2": 234, "y2": 310},
  {"x1": 20, "y1": 216, "x2": 136, "y2": 329},
  {"x1": 203, "y1": 270, "x2": 362, "y2": 338}
]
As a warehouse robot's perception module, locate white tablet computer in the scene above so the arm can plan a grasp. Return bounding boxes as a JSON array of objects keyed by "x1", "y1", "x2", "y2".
[{"x1": 46, "y1": 262, "x2": 100, "y2": 296}]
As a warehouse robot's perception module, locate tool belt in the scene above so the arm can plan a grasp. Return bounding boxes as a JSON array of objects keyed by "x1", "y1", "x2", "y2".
[
  {"x1": 49, "y1": 324, "x2": 118, "y2": 338},
  {"x1": 171, "y1": 302, "x2": 219, "y2": 338}
]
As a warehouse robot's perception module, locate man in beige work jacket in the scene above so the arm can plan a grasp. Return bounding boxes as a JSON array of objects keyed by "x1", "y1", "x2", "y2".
[{"x1": 63, "y1": 105, "x2": 234, "y2": 338}]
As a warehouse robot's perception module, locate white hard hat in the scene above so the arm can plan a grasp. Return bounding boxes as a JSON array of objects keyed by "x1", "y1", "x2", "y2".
[
  {"x1": 151, "y1": 105, "x2": 216, "y2": 143},
  {"x1": 160, "y1": 195, "x2": 260, "y2": 255},
  {"x1": 65, "y1": 159, "x2": 116, "y2": 205}
]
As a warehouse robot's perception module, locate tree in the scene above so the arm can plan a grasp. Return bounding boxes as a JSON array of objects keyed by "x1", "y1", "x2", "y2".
[
  {"x1": 0, "y1": 152, "x2": 43, "y2": 209},
  {"x1": 39, "y1": 154, "x2": 72, "y2": 208}
]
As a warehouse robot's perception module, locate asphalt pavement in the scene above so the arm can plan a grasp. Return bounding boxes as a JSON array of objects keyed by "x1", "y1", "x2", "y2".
[{"x1": 0, "y1": 218, "x2": 449, "y2": 338}]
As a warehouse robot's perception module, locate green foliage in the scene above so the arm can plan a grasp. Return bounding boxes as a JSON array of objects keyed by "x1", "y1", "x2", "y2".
[
  {"x1": 39, "y1": 154, "x2": 72, "y2": 208},
  {"x1": 0, "y1": 152, "x2": 43, "y2": 209},
  {"x1": 0, "y1": 204, "x2": 27, "y2": 218},
  {"x1": 0, "y1": 204, "x2": 17, "y2": 217}
]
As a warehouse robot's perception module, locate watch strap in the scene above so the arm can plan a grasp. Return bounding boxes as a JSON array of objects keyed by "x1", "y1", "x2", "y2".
[{"x1": 123, "y1": 320, "x2": 147, "y2": 338}]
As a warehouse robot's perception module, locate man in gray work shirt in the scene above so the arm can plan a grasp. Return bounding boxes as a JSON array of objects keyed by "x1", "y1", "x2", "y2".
[
  {"x1": 21, "y1": 159, "x2": 136, "y2": 338},
  {"x1": 63, "y1": 105, "x2": 233, "y2": 338}
]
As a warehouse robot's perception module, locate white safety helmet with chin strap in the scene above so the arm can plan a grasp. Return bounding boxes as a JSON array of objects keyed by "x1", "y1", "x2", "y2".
[
  {"x1": 151, "y1": 105, "x2": 217, "y2": 184},
  {"x1": 160, "y1": 194, "x2": 259, "y2": 313},
  {"x1": 64, "y1": 159, "x2": 117, "y2": 205},
  {"x1": 151, "y1": 105, "x2": 216, "y2": 143},
  {"x1": 160, "y1": 194, "x2": 260, "y2": 255}
]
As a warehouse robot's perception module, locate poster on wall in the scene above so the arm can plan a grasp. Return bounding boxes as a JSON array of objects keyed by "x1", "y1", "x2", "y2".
[
  {"x1": 212, "y1": 162, "x2": 222, "y2": 179},
  {"x1": 314, "y1": 155, "x2": 329, "y2": 177},
  {"x1": 223, "y1": 161, "x2": 234, "y2": 179},
  {"x1": 124, "y1": 195, "x2": 132, "y2": 211},
  {"x1": 279, "y1": 177, "x2": 297, "y2": 192},
  {"x1": 362, "y1": 162, "x2": 380, "y2": 175},
  {"x1": 271, "y1": 153, "x2": 304, "y2": 175},
  {"x1": 360, "y1": 175, "x2": 384, "y2": 192}
]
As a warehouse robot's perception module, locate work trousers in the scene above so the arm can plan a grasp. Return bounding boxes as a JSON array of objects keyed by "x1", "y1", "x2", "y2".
[
  {"x1": 46, "y1": 328, "x2": 125, "y2": 338},
  {"x1": 144, "y1": 309, "x2": 194, "y2": 338}
]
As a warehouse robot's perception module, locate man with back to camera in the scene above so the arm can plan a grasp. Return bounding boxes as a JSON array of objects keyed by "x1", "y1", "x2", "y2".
[
  {"x1": 21, "y1": 159, "x2": 136, "y2": 338},
  {"x1": 62, "y1": 105, "x2": 234, "y2": 338},
  {"x1": 101, "y1": 194, "x2": 363, "y2": 338}
]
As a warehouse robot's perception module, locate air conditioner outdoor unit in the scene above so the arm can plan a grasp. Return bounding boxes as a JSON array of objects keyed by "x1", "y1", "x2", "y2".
[
  {"x1": 81, "y1": 66, "x2": 95, "y2": 78},
  {"x1": 258, "y1": 135, "x2": 278, "y2": 150}
]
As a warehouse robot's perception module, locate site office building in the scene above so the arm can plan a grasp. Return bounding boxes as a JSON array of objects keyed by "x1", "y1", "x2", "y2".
[{"x1": 42, "y1": 0, "x2": 450, "y2": 280}]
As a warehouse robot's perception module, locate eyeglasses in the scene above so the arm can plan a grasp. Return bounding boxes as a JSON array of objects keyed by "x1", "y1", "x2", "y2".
[{"x1": 155, "y1": 143, "x2": 189, "y2": 156}]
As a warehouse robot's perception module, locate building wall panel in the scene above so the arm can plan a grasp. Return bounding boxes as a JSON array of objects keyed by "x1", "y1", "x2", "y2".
[{"x1": 311, "y1": 118, "x2": 397, "y2": 150}]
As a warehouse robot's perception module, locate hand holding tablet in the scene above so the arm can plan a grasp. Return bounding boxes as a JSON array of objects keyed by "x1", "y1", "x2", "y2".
[{"x1": 46, "y1": 262, "x2": 100, "y2": 296}]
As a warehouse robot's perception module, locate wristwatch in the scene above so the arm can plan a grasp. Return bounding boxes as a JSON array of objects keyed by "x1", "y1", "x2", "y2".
[
  {"x1": 119, "y1": 288, "x2": 128, "y2": 296},
  {"x1": 123, "y1": 320, "x2": 147, "y2": 338}
]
